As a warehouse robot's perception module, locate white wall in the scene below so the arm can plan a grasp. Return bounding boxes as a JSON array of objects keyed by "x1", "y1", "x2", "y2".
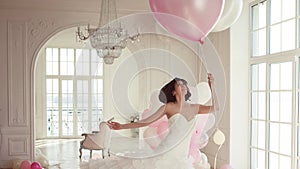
[{"x1": 230, "y1": 0, "x2": 250, "y2": 168}]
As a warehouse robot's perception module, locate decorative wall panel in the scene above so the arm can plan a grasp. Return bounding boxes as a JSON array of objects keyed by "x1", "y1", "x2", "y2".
[
  {"x1": 7, "y1": 20, "x2": 27, "y2": 126},
  {"x1": 8, "y1": 137, "x2": 28, "y2": 156}
]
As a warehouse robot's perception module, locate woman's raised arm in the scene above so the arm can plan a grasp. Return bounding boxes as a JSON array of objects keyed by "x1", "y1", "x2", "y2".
[{"x1": 197, "y1": 73, "x2": 219, "y2": 114}]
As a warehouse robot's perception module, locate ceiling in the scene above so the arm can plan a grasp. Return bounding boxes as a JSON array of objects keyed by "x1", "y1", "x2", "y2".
[{"x1": 0, "y1": 0, "x2": 150, "y2": 14}]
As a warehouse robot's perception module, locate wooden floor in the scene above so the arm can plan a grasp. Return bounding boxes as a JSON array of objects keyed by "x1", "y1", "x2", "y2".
[{"x1": 35, "y1": 139, "x2": 103, "y2": 169}]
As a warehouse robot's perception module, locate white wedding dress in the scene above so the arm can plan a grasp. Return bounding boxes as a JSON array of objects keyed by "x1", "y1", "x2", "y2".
[{"x1": 81, "y1": 114, "x2": 202, "y2": 169}]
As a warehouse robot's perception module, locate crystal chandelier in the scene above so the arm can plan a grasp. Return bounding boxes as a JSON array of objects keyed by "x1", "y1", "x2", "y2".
[{"x1": 76, "y1": 0, "x2": 139, "y2": 64}]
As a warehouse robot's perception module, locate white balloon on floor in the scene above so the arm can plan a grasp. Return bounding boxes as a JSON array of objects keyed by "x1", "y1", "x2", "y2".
[{"x1": 212, "y1": 0, "x2": 243, "y2": 32}]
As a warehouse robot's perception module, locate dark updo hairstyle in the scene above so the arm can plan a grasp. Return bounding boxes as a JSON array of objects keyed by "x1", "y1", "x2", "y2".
[{"x1": 159, "y1": 77, "x2": 191, "y2": 103}]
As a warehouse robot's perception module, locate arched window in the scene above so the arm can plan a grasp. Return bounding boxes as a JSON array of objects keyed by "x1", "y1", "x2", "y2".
[{"x1": 45, "y1": 48, "x2": 103, "y2": 138}]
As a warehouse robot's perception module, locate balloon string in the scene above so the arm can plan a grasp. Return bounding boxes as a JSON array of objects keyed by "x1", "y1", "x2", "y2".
[{"x1": 214, "y1": 143, "x2": 223, "y2": 169}]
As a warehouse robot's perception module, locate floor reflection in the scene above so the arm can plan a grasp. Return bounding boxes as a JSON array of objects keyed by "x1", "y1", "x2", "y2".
[{"x1": 36, "y1": 139, "x2": 103, "y2": 169}]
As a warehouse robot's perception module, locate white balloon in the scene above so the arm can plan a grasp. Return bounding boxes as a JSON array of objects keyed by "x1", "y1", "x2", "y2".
[
  {"x1": 213, "y1": 129, "x2": 225, "y2": 145},
  {"x1": 197, "y1": 82, "x2": 212, "y2": 104},
  {"x1": 188, "y1": 82, "x2": 211, "y2": 104},
  {"x1": 212, "y1": 0, "x2": 243, "y2": 32}
]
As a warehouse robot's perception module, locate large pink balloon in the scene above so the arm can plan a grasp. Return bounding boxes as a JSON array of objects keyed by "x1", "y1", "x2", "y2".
[
  {"x1": 20, "y1": 160, "x2": 31, "y2": 169},
  {"x1": 149, "y1": 0, "x2": 224, "y2": 42},
  {"x1": 220, "y1": 164, "x2": 233, "y2": 169},
  {"x1": 30, "y1": 162, "x2": 42, "y2": 169}
]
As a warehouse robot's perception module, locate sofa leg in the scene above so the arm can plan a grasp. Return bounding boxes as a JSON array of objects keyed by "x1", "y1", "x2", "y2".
[
  {"x1": 102, "y1": 149, "x2": 105, "y2": 159},
  {"x1": 79, "y1": 147, "x2": 82, "y2": 159},
  {"x1": 90, "y1": 150, "x2": 93, "y2": 158}
]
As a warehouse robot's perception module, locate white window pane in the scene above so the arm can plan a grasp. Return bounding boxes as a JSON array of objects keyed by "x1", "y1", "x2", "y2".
[
  {"x1": 269, "y1": 152, "x2": 279, "y2": 169},
  {"x1": 282, "y1": 0, "x2": 295, "y2": 20},
  {"x1": 67, "y1": 94, "x2": 73, "y2": 107},
  {"x1": 46, "y1": 62, "x2": 53, "y2": 75},
  {"x1": 52, "y1": 79, "x2": 58, "y2": 93},
  {"x1": 76, "y1": 62, "x2": 89, "y2": 75},
  {"x1": 62, "y1": 80, "x2": 72, "y2": 94},
  {"x1": 67, "y1": 49, "x2": 74, "y2": 62},
  {"x1": 252, "y1": 92, "x2": 258, "y2": 119},
  {"x1": 91, "y1": 50, "x2": 101, "y2": 63},
  {"x1": 91, "y1": 62, "x2": 98, "y2": 75},
  {"x1": 76, "y1": 49, "x2": 89, "y2": 62},
  {"x1": 280, "y1": 92, "x2": 292, "y2": 123},
  {"x1": 269, "y1": 123, "x2": 279, "y2": 152},
  {"x1": 298, "y1": 126, "x2": 300, "y2": 157},
  {"x1": 259, "y1": 2, "x2": 266, "y2": 28},
  {"x1": 270, "y1": 64, "x2": 280, "y2": 90},
  {"x1": 279, "y1": 155, "x2": 291, "y2": 169},
  {"x1": 259, "y1": 63, "x2": 266, "y2": 90},
  {"x1": 77, "y1": 80, "x2": 89, "y2": 94},
  {"x1": 53, "y1": 94, "x2": 59, "y2": 107},
  {"x1": 52, "y1": 62, "x2": 58, "y2": 75},
  {"x1": 68, "y1": 81, "x2": 73, "y2": 93},
  {"x1": 251, "y1": 120, "x2": 265, "y2": 149},
  {"x1": 258, "y1": 92, "x2": 266, "y2": 120},
  {"x1": 252, "y1": 31, "x2": 259, "y2": 57},
  {"x1": 282, "y1": 20, "x2": 295, "y2": 51},
  {"x1": 67, "y1": 62, "x2": 74, "y2": 75},
  {"x1": 46, "y1": 79, "x2": 53, "y2": 93},
  {"x1": 258, "y1": 121, "x2": 265, "y2": 149},
  {"x1": 280, "y1": 62, "x2": 292, "y2": 90},
  {"x1": 270, "y1": 24, "x2": 281, "y2": 54},
  {"x1": 258, "y1": 29, "x2": 266, "y2": 56},
  {"x1": 252, "y1": 64, "x2": 258, "y2": 90},
  {"x1": 97, "y1": 94, "x2": 103, "y2": 107},
  {"x1": 251, "y1": 121, "x2": 258, "y2": 147},
  {"x1": 97, "y1": 79, "x2": 103, "y2": 93},
  {"x1": 270, "y1": 92, "x2": 280, "y2": 121},
  {"x1": 299, "y1": 19, "x2": 300, "y2": 48},
  {"x1": 60, "y1": 48, "x2": 67, "y2": 62},
  {"x1": 52, "y1": 48, "x2": 58, "y2": 61},
  {"x1": 270, "y1": 0, "x2": 282, "y2": 24},
  {"x1": 257, "y1": 149, "x2": 265, "y2": 169},
  {"x1": 251, "y1": 149, "x2": 265, "y2": 169},
  {"x1": 96, "y1": 63, "x2": 103, "y2": 76},
  {"x1": 280, "y1": 124, "x2": 291, "y2": 155},
  {"x1": 46, "y1": 48, "x2": 52, "y2": 62},
  {"x1": 251, "y1": 120, "x2": 258, "y2": 147},
  {"x1": 252, "y1": 4, "x2": 259, "y2": 30},
  {"x1": 60, "y1": 62, "x2": 68, "y2": 75},
  {"x1": 77, "y1": 81, "x2": 83, "y2": 94}
]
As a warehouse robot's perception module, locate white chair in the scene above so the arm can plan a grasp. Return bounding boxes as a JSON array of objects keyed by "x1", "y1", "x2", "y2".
[{"x1": 79, "y1": 122, "x2": 112, "y2": 159}]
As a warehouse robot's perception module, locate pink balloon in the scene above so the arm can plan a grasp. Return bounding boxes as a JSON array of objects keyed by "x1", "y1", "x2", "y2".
[
  {"x1": 31, "y1": 162, "x2": 42, "y2": 169},
  {"x1": 20, "y1": 160, "x2": 31, "y2": 169},
  {"x1": 143, "y1": 127, "x2": 161, "y2": 149},
  {"x1": 198, "y1": 133, "x2": 209, "y2": 149},
  {"x1": 142, "y1": 109, "x2": 168, "y2": 128},
  {"x1": 149, "y1": 0, "x2": 224, "y2": 42},
  {"x1": 220, "y1": 164, "x2": 233, "y2": 169},
  {"x1": 141, "y1": 109, "x2": 150, "y2": 119},
  {"x1": 156, "y1": 121, "x2": 169, "y2": 140}
]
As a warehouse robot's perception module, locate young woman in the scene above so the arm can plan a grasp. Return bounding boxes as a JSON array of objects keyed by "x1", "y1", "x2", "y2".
[
  {"x1": 83, "y1": 73, "x2": 217, "y2": 169},
  {"x1": 107, "y1": 73, "x2": 217, "y2": 130}
]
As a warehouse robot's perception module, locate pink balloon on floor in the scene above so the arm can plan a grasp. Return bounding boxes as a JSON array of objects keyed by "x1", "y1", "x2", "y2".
[
  {"x1": 220, "y1": 164, "x2": 233, "y2": 169},
  {"x1": 20, "y1": 160, "x2": 31, "y2": 169},
  {"x1": 149, "y1": 0, "x2": 224, "y2": 43},
  {"x1": 30, "y1": 161, "x2": 42, "y2": 169}
]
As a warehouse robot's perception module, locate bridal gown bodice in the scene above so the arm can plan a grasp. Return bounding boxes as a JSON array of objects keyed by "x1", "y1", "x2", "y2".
[{"x1": 81, "y1": 114, "x2": 201, "y2": 169}]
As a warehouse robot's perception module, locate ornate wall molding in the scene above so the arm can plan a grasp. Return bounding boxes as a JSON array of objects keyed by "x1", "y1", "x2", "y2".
[
  {"x1": 7, "y1": 20, "x2": 27, "y2": 127},
  {"x1": 27, "y1": 18, "x2": 56, "y2": 54}
]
